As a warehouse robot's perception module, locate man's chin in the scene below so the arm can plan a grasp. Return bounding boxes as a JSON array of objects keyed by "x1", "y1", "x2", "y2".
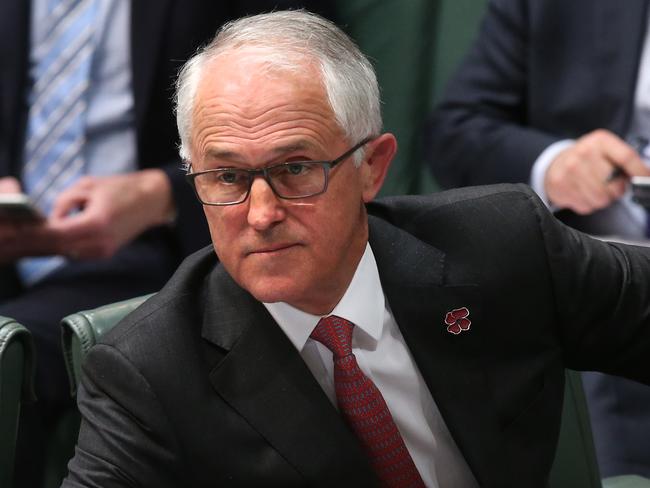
[{"x1": 244, "y1": 277, "x2": 302, "y2": 306}]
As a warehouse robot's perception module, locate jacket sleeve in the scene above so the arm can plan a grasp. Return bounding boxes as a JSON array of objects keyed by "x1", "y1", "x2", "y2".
[
  {"x1": 426, "y1": 0, "x2": 559, "y2": 189},
  {"x1": 531, "y1": 187, "x2": 650, "y2": 381},
  {"x1": 62, "y1": 344, "x2": 181, "y2": 488},
  {"x1": 369, "y1": 186, "x2": 650, "y2": 384}
]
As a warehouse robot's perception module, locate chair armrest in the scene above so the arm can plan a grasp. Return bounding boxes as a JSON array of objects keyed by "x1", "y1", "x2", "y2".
[
  {"x1": 603, "y1": 475, "x2": 650, "y2": 488},
  {"x1": 0, "y1": 317, "x2": 36, "y2": 403},
  {"x1": 60, "y1": 294, "x2": 154, "y2": 395},
  {"x1": 0, "y1": 317, "x2": 36, "y2": 488}
]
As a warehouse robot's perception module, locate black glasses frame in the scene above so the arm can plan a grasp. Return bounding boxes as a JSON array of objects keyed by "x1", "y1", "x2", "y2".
[{"x1": 185, "y1": 137, "x2": 373, "y2": 206}]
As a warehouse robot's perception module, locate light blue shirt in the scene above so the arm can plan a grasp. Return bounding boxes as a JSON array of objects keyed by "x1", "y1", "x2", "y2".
[
  {"x1": 29, "y1": 0, "x2": 136, "y2": 179},
  {"x1": 20, "y1": 0, "x2": 137, "y2": 285}
]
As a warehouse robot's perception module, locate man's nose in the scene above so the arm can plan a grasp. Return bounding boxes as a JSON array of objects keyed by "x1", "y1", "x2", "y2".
[{"x1": 246, "y1": 177, "x2": 285, "y2": 230}]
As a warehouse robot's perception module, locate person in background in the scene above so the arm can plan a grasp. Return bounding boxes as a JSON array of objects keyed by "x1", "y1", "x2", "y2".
[
  {"x1": 0, "y1": 1, "x2": 336, "y2": 487},
  {"x1": 426, "y1": 0, "x2": 650, "y2": 478},
  {"x1": 62, "y1": 10, "x2": 650, "y2": 487}
]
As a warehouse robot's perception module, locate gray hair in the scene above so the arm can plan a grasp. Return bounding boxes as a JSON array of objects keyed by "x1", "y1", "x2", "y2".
[{"x1": 175, "y1": 9, "x2": 382, "y2": 166}]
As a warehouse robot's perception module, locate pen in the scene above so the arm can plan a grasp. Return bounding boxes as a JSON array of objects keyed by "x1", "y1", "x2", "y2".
[{"x1": 605, "y1": 136, "x2": 648, "y2": 183}]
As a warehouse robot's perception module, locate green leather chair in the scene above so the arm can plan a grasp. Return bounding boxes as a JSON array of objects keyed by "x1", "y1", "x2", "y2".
[
  {"x1": 550, "y1": 371, "x2": 650, "y2": 488},
  {"x1": 428, "y1": 0, "x2": 487, "y2": 105},
  {"x1": 550, "y1": 370, "x2": 603, "y2": 487},
  {"x1": 338, "y1": 0, "x2": 439, "y2": 196},
  {"x1": 0, "y1": 316, "x2": 35, "y2": 488},
  {"x1": 47, "y1": 294, "x2": 153, "y2": 487},
  {"x1": 61, "y1": 293, "x2": 153, "y2": 396},
  {"x1": 337, "y1": 0, "x2": 488, "y2": 197}
]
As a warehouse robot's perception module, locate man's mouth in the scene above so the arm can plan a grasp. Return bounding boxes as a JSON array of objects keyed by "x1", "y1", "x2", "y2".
[{"x1": 248, "y1": 243, "x2": 299, "y2": 255}]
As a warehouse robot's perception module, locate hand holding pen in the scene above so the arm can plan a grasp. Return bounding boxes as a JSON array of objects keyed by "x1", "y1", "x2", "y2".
[
  {"x1": 544, "y1": 129, "x2": 650, "y2": 214},
  {"x1": 606, "y1": 136, "x2": 649, "y2": 182}
]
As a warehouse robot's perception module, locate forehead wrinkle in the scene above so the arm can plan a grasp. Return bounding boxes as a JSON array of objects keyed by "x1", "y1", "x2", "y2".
[
  {"x1": 197, "y1": 100, "x2": 334, "y2": 129},
  {"x1": 200, "y1": 131, "x2": 332, "y2": 166},
  {"x1": 195, "y1": 74, "x2": 332, "y2": 121},
  {"x1": 193, "y1": 93, "x2": 335, "y2": 132},
  {"x1": 194, "y1": 112, "x2": 340, "y2": 155}
]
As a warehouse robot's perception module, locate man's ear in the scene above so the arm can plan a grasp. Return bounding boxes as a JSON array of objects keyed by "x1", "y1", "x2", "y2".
[{"x1": 361, "y1": 133, "x2": 397, "y2": 202}]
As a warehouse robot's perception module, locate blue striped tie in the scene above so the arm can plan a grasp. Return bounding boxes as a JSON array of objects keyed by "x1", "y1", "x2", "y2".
[{"x1": 19, "y1": 0, "x2": 97, "y2": 285}]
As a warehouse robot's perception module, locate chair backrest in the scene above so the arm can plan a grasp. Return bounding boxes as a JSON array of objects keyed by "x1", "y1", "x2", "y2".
[
  {"x1": 428, "y1": 0, "x2": 487, "y2": 105},
  {"x1": 60, "y1": 294, "x2": 153, "y2": 395},
  {"x1": 549, "y1": 370, "x2": 602, "y2": 488},
  {"x1": 337, "y1": 0, "x2": 488, "y2": 197},
  {"x1": 548, "y1": 372, "x2": 647, "y2": 488},
  {"x1": 0, "y1": 316, "x2": 35, "y2": 488},
  {"x1": 338, "y1": 0, "x2": 437, "y2": 196}
]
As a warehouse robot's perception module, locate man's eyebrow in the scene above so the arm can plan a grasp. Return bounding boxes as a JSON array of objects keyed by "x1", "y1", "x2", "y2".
[
  {"x1": 205, "y1": 141, "x2": 317, "y2": 163},
  {"x1": 270, "y1": 141, "x2": 314, "y2": 156},
  {"x1": 205, "y1": 148, "x2": 243, "y2": 163}
]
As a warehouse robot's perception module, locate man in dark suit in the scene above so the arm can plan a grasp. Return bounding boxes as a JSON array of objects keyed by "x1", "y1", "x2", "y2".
[
  {"x1": 0, "y1": 1, "x2": 335, "y2": 486},
  {"x1": 64, "y1": 9, "x2": 650, "y2": 488},
  {"x1": 427, "y1": 0, "x2": 650, "y2": 237},
  {"x1": 426, "y1": 0, "x2": 650, "y2": 477}
]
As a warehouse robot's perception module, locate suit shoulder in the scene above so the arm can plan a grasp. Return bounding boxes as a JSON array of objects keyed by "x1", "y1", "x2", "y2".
[
  {"x1": 368, "y1": 184, "x2": 556, "y2": 262},
  {"x1": 98, "y1": 245, "x2": 217, "y2": 350},
  {"x1": 369, "y1": 184, "x2": 544, "y2": 223}
]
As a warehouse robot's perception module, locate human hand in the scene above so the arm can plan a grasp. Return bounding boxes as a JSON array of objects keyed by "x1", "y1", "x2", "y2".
[
  {"x1": 0, "y1": 177, "x2": 26, "y2": 253},
  {"x1": 0, "y1": 176, "x2": 57, "y2": 263},
  {"x1": 0, "y1": 222, "x2": 63, "y2": 264},
  {"x1": 545, "y1": 129, "x2": 650, "y2": 214},
  {"x1": 47, "y1": 169, "x2": 175, "y2": 260},
  {"x1": 0, "y1": 176, "x2": 21, "y2": 193}
]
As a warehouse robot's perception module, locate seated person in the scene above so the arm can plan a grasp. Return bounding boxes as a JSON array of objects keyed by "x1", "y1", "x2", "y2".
[
  {"x1": 0, "y1": 1, "x2": 335, "y2": 487},
  {"x1": 63, "y1": 9, "x2": 650, "y2": 487}
]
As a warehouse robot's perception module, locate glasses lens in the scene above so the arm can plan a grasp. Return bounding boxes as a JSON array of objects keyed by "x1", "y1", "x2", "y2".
[
  {"x1": 268, "y1": 162, "x2": 327, "y2": 198},
  {"x1": 193, "y1": 169, "x2": 250, "y2": 204}
]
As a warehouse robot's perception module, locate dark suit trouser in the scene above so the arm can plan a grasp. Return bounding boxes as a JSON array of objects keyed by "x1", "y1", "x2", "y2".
[
  {"x1": 582, "y1": 372, "x2": 650, "y2": 478},
  {"x1": 0, "y1": 229, "x2": 179, "y2": 488}
]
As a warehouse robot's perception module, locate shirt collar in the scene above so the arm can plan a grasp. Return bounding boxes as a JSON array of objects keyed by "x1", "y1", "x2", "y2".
[{"x1": 264, "y1": 243, "x2": 385, "y2": 352}]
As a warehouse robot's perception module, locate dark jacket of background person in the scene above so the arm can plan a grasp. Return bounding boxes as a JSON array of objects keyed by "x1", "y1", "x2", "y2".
[
  {"x1": 426, "y1": 0, "x2": 650, "y2": 478},
  {"x1": 426, "y1": 0, "x2": 648, "y2": 236}
]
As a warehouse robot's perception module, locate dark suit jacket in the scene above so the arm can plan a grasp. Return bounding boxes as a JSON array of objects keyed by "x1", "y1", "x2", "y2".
[
  {"x1": 63, "y1": 185, "x2": 650, "y2": 488},
  {"x1": 427, "y1": 0, "x2": 649, "y2": 236}
]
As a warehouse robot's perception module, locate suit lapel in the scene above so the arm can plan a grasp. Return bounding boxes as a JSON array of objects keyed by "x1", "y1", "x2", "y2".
[
  {"x1": 131, "y1": 0, "x2": 172, "y2": 135},
  {"x1": 201, "y1": 265, "x2": 378, "y2": 485},
  {"x1": 198, "y1": 214, "x2": 506, "y2": 485},
  {"x1": 368, "y1": 216, "x2": 504, "y2": 487},
  {"x1": 592, "y1": 0, "x2": 648, "y2": 132}
]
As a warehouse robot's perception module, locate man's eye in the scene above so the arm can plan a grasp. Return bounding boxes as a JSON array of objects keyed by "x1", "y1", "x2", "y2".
[
  {"x1": 216, "y1": 171, "x2": 241, "y2": 184},
  {"x1": 286, "y1": 163, "x2": 308, "y2": 176}
]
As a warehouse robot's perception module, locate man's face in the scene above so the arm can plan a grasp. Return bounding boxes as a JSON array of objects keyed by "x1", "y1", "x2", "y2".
[{"x1": 189, "y1": 54, "x2": 379, "y2": 314}]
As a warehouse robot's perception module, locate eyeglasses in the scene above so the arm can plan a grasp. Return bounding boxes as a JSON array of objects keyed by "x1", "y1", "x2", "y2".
[{"x1": 185, "y1": 138, "x2": 372, "y2": 206}]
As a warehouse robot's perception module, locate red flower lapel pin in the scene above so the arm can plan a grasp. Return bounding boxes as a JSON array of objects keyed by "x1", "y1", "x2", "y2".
[{"x1": 444, "y1": 307, "x2": 471, "y2": 335}]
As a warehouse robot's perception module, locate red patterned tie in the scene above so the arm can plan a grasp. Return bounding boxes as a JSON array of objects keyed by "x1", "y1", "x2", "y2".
[{"x1": 311, "y1": 315, "x2": 425, "y2": 488}]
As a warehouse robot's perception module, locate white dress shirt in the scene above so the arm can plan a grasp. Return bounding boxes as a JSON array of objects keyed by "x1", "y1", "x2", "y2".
[{"x1": 264, "y1": 243, "x2": 478, "y2": 488}]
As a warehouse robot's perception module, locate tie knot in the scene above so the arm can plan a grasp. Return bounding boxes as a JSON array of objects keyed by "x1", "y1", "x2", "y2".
[{"x1": 310, "y1": 315, "x2": 354, "y2": 358}]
